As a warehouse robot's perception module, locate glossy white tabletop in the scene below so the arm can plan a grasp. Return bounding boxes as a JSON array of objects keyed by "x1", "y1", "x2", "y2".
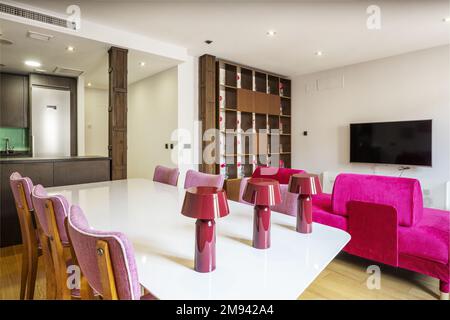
[{"x1": 47, "y1": 179, "x2": 350, "y2": 300}]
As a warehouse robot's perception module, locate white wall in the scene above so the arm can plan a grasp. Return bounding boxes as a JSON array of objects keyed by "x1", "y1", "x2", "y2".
[
  {"x1": 128, "y1": 67, "x2": 178, "y2": 179},
  {"x1": 84, "y1": 87, "x2": 108, "y2": 156},
  {"x1": 292, "y1": 45, "x2": 450, "y2": 209}
]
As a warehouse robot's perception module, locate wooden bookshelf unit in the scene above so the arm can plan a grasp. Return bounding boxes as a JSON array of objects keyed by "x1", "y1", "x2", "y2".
[{"x1": 199, "y1": 54, "x2": 292, "y2": 179}]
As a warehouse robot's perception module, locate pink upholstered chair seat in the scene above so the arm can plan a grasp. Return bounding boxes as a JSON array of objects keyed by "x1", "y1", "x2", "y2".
[
  {"x1": 399, "y1": 208, "x2": 449, "y2": 265},
  {"x1": 153, "y1": 165, "x2": 179, "y2": 186}
]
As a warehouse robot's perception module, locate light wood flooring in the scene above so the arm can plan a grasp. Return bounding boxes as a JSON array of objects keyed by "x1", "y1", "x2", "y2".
[{"x1": 0, "y1": 245, "x2": 441, "y2": 300}]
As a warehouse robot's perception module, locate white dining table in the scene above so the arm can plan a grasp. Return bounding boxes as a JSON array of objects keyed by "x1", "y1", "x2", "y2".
[{"x1": 47, "y1": 178, "x2": 350, "y2": 300}]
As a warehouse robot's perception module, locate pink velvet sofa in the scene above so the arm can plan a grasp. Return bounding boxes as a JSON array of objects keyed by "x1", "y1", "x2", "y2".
[
  {"x1": 239, "y1": 169, "x2": 449, "y2": 298},
  {"x1": 315, "y1": 173, "x2": 450, "y2": 298}
]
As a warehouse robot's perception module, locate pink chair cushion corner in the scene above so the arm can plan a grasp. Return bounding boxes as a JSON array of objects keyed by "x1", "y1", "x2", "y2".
[
  {"x1": 331, "y1": 173, "x2": 423, "y2": 227},
  {"x1": 399, "y1": 207, "x2": 449, "y2": 265}
]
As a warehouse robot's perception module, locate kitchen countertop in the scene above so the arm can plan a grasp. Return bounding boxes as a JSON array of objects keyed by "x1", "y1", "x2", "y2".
[{"x1": 0, "y1": 155, "x2": 111, "y2": 164}]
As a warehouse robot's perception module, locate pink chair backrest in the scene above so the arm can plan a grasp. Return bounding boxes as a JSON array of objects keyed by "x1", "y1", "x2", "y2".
[
  {"x1": 153, "y1": 165, "x2": 179, "y2": 186},
  {"x1": 67, "y1": 205, "x2": 141, "y2": 300},
  {"x1": 252, "y1": 166, "x2": 306, "y2": 184},
  {"x1": 184, "y1": 170, "x2": 224, "y2": 189},
  {"x1": 31, "y1": 185, "x2": 70, "y2": 243},
  {"x1": 9, "y1": 172, "x2": 34, "y2": 211},
  {"x1": 331, "y1": 173, "x2": 424, "y2": 227}
]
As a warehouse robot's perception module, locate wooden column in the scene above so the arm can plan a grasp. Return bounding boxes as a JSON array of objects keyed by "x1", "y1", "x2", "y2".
[
  {"x1": 108, "y1": 47, "x2": 128, "y2": 180},
  {"x1": 199, "y1": 54, "x2": 217, "y2": 174}
]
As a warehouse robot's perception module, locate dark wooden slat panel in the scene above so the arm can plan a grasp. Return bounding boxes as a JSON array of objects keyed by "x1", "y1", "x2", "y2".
[{"x1": 108, "y1": 47, "x2": 128, "y2": 180}]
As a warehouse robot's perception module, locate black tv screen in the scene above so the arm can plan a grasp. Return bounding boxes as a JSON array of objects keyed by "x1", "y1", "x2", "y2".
[{"x1": 350, "y1": 120, "x2": 432, "y2": 166}]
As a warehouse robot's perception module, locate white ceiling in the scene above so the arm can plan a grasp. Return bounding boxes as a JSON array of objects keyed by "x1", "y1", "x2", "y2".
[
  {"x1": 0, "y1": 18, "x2": 180, "y2": 89},
  {"x1": 11, "y1": 0, "x2": 450, "y2": 77}
]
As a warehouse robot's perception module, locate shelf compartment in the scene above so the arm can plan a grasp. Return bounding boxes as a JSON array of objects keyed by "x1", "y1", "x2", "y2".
[
  {"x1": 254, "y1": 71, "x2": 267, "y2": 93},
  {"x1": 268, "y1": 75, "x2": 279, "y2": 95},
  {"x1": 280, "y1": 117, "x2": 291, "y2": 134},
  {"x1": 225, "y1": 64, "x2": 238, "y2": 87},
  {"x1": 225, "y1": 87, "x2": 237, "y2": 109},
  {"x1": 280, "y1": 78, "x2": 291, "y2": 97},
  {"x1": 255, "y1": 114, "x2": 267, "y2": 131},
  {"x1": 225, "y1": 110, "x2": 238, "y2": 130},
  {"x1": 240, "y1": 68, "x2": 253, "y2": 90},
  {"x1": 237, "y1": 88, "x2": 254, "y2": 113},
  {"x1": 280, "y1": 135, "x2": 291, "y2": 153},
  {"x1": 240, "y1": 112, "x2": 253, "y2": 132},
  {"x1": 279, "y1": 153, "x2": 291, "y2": 168},
  {"x1": 281, "y1": 97, "x2": 291, "y2": 116},
  {"x1": 241, "y1": 132, "x2": 257, "y2": 155},
  {"x1": 268, "y1": 115, "x2": 280, "y2": 131}
]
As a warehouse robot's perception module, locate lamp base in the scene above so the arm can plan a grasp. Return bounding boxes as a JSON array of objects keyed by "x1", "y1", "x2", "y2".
[
  {"x1": 253, "y1": 205, "x2": 271, "y2": 249},
  {"x1": 195, "y1": 219, "x2": 216, "y2": 273},
  {"x1": 297, "y1": 195, "x2": 313, "y2": 233}
]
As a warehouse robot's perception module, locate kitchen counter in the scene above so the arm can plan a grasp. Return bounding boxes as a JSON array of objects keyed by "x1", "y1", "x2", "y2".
[
  {"x1": 0, "y1": 155, "x2": 111, "y2": 163},
  {"x1": 1, "y1": 156, "x2": 111, "y2": 247}
]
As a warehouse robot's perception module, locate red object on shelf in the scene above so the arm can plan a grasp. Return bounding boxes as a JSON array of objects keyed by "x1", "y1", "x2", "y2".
[
  {"x1": 242, "y1": 178, "x2": 282, "y2": 249},
  {"x1": 181, "y1": 187, "x2": 230, "y2": 272},
  {"x1": 288, "y1": 173, "x2": 322, "y2": 233}
]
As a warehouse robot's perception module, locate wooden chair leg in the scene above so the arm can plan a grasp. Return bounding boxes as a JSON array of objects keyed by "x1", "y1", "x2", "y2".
[
  {"x1": 19, "y1": 248, "x2": 29, "y2": 300},
  {"x1": 26, "y1": 255, "x2": 38, "y2": 300}
]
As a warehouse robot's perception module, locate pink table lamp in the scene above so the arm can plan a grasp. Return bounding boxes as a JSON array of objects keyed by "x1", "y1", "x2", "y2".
[
  {"x1": 288, "y1": 173, "x2": 322, "y2": 233},
  {"x1": 242, "y1": 178, "x2": 282, "y2": 249},
  {"x1": 181, "y1": 186, "x2": 230, "y2": 273}
]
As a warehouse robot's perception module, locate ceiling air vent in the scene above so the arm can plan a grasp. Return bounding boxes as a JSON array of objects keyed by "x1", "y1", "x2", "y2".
[
  {"x1": 53, "y1": 67, "x2": 84, "y2": 77},
  {"x1": 0, "y1": 2, "x2": 77, "y2": 30}
]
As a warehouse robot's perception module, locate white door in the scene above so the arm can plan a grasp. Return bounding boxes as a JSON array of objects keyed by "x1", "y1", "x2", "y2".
[{"x1": 32, "y1": 87, "x2": 71, "y2": 157}]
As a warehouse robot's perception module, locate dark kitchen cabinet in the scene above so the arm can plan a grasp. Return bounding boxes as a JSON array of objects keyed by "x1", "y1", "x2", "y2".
[
  {"x1": 0, "y1": 162, "x2": 53, "y2": 247},
  {"x1": 0, "y1": 73, "x2": 29, "y2": 128},
  {"x1": 0, "y1": 157, "x2": 111, "y2": 247}
]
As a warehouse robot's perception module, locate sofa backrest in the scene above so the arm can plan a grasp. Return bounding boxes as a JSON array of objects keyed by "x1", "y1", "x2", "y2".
[
  {"x1": 252, "y1": 166, "x2": 305, "y2": 185},
  {"x1": 331, "y1": 173, "x2": 423, "y2": 227}
]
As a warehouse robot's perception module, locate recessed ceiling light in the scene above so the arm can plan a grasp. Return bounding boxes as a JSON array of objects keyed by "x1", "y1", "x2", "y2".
[
  {"x1": 139, "y1": 62, "x2": 146, "y2": 67},
  {"x1": 66, "y1": 46, "x2": 75, "y2": 52},
  {"x1": 443, "y1": 17, "x2": 450, "y2": 22},
  {"x1": 315, "y1": 51, "x2": 323, "y2": 56},
  {"x1": 266, "y1": 30, "x2": 276, "y2": 37},
  {"x1": 25, "y1": 60, "x2": 41, "y2": 67},
  {"x1": 87, "y1": 82, "x2": 92, "y2": 87}
]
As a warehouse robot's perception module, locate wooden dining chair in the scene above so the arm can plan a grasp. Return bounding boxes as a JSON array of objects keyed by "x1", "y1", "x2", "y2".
[
  {"x1": 67, "y1": 205, "x2": 156, "y2": 300},
  {"x1": 31, "y1": 184, "x2": 78, "y2": 300},
  {"x1": 184, "y1": 169, "x2": 225, "y2": 189},
  {"x1": 153, "y1": 165, "x2": 180, "y2": 186},
  {"x1": 9, "y1": 172, "x2": 44, "y2": 300}
]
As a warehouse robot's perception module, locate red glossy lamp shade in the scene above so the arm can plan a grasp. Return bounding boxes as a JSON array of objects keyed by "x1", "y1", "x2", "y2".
[
  {"x1": 181, "y1": 187, "x2": 229, "y2": 273},
  {"x1": 288, "y1": 174, "x2": 322, "y2": 195},
  {"x1": 242, "y1": 178, "x2": 282, "y2": 249},
  {"x1": 181, "y1": 187, "x2": 230, "y2": 220},
  {"x1": 242, "y1": 178, "x2": 282, "y2": 206}
]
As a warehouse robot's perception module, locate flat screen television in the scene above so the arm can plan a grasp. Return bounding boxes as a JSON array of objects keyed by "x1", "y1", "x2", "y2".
[{"x1": 350, "y1": 120, "x2": 432, "y2": 166}]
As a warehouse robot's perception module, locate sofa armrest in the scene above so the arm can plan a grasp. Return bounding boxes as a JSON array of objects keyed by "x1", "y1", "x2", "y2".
[{"x1": 346, "y1": 200, "x2": 399, "y2": 267}]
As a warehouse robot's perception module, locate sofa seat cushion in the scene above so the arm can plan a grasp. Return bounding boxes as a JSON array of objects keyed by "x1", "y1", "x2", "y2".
[
  {"x1": 311, "y1": 193, "x2": 348, "y2": 230},
  {"x1": 398, "y1": 208, "x2": 449, "y2": 265}
]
